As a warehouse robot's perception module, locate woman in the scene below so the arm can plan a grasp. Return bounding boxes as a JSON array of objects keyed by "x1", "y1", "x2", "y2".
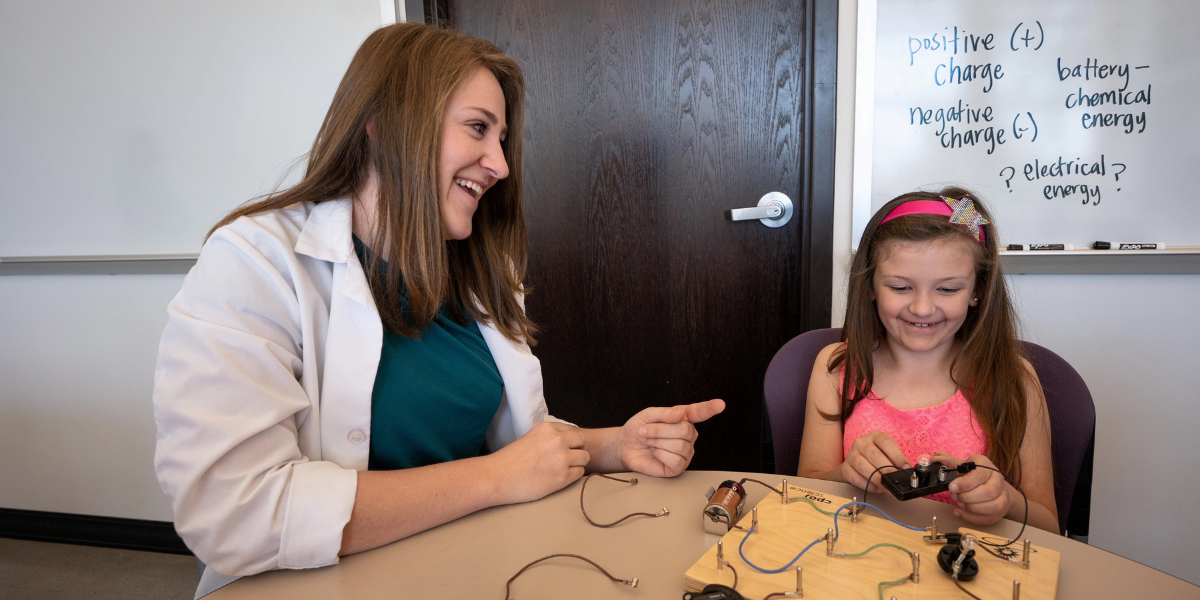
[{"x1": 152, "y1": 22, "x2": 724, "y2": 588}]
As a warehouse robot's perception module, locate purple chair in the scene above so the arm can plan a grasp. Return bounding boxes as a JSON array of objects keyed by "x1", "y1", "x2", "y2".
[{"x1": 763, "y1": 328, "x2": 1095, "y2": 540}]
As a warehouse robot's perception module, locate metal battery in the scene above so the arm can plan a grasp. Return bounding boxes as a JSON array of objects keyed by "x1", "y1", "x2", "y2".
[{"x1": 703, "y1": 480, "x2": 747, "y2": 535}]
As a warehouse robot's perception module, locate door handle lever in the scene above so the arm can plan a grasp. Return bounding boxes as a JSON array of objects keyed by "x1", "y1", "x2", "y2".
[
  {"x1": 728, "y1": 205, "x2": 782, "y2": 221},
  {"x1": 725, "y1": 192, "x2": 793, "y2": 228}
]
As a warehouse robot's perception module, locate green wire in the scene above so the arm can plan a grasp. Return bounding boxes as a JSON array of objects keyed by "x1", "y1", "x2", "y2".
[
  {"x1": 877, "y1": 576, "x2": 910, "y2": 600},
  {"x1": 790, "y1": 496, "x2": 851, "y2": 516},
  {"x1": 840, "y1": 543, "x2": 913, "y2": 600},
  {"x1": 789, "y1": 495, "x2": 913, "y2": 600},
  {"x1": 841, "y1": 542, "x2": 911, "y2": 558}
]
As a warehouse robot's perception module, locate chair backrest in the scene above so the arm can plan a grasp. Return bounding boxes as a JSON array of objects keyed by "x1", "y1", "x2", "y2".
[
  {"x1": 762, "y1": 329, "x2": 1096, "y2": 537},
  {"x1": 763, "y1": 327, "x2": 843, "y2": 479},
  {"x1": 1020, "y1": 341, "x2": 1096, "y2": 539}
]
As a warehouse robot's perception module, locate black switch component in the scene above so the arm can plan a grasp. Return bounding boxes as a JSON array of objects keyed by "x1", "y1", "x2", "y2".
[
  {"x1": 938, "y1": 543, "x2": 980, "y2": 581},
  {"x1": 879, "y1": 460, "x2": 960, "y2": 501}
]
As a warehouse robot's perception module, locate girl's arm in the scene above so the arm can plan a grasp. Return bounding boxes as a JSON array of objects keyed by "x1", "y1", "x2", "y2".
[
  {"x1": 798, "y1": 344, "x2": 911, "y2": 492},
  {"x1": 941, "y1": 358, "x2": 1059, "y2": 533},
  {"x1": 1003, "y1": 357, "x2": 1059, "y2": 531},
  {"x1": 797, "y1": 344, "x2": 847, "y2": 480}
]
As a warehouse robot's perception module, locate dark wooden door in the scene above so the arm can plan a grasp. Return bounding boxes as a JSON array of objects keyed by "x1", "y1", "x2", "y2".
[{"x1": 449, "y1": 0, "x2": 836, "y2": 472}]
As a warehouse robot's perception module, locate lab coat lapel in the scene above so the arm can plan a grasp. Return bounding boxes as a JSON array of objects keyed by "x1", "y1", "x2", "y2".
[
  {"x1": 293, "y1": 199, "x2": 381, "y2": 312},
  {"x1": 478, "y1": 321, "x2": 547, "y2": 449},
  {"x1": 295, "y1": 199, "x2": 380, "y2": 469}
]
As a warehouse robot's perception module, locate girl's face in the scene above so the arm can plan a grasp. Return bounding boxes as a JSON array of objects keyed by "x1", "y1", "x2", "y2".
[
  {"x1": 871, "y1": 237, "x2": 978, "y2": 355},
  {"x1": 438, "y1": 66, "x2": 509, "y2": 240}
]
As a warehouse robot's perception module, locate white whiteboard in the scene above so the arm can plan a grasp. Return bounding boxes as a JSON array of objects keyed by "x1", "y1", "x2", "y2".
[
  {"x1": 0, "y1": 1, "x2": 383, "y2": 256},
  {"x1": 853, "y1": 0, "x2": 1199, "y2": 248}
]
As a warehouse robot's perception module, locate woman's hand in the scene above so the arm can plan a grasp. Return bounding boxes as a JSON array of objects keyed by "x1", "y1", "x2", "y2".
[
  {"x1": 613, "y1": 399, "x2": 725, "y2": 477},
  {"x1": 932, "y1": 452, "x2": 1012, "y2": 526},
  {"x1": 489, "y1": 422, "x2": 591, "y2": 504},
  {"x1": 841, "y1": 431, "x2": 912, "y2": 493}
]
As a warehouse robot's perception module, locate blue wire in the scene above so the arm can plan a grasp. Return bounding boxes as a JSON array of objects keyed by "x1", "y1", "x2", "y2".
[
  {"x1": 833, "y1": 502, "x2": 925, "y2": 540},
  {"x1": 738, "y1": 530, "x2": 823, "y2": 574},
  {"x1": 738, "y1": 501, "x2": 924, "y2": 574}
]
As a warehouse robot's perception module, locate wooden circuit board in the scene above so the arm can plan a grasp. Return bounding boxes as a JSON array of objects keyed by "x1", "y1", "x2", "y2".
[{"x1": 684, "y1": 484, "x2": 1059, "y2": 599}]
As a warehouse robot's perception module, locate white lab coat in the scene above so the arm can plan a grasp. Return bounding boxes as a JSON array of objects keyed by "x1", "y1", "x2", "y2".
[{"x1": 152, "y1": 199, "x2": 549, "y2": 587}]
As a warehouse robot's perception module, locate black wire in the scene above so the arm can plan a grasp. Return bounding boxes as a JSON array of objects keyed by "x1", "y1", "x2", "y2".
[
  {"x1": 739, "y1": 478, "x2": 784, "y2": 496},
  {"x1": 859, "y1": 462, "x2": 1028, "y2": 550},
  {"x1": 578, "y1": 473, "x2": 662, "y2": 528},
  {"x1": 503, "y1": 554, "x2": 631, "y2": 600},
  {"x1": 971, "y1": 464, "x2": 1028, "y2": 549},
  {"x1": 860, "y1": 464, "x2": 904, "y2": 512},
  {"x1": 953, "y1": 576, "x2": 985, "y2": 600}
]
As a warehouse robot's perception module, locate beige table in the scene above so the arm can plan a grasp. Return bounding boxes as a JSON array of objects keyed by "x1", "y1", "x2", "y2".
[{"x1": 210, "y1": 471, "x2": 1198, "y2": 599}]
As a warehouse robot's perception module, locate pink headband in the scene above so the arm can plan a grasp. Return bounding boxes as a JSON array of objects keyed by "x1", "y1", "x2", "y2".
[{"x1": 879, "y1": 196, "x2": 988, "y2": 244}]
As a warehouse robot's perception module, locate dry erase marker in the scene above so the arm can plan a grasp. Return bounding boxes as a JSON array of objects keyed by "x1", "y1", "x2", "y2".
[
  {"x1": 1092, "y1": 241, "x2": 1166, "y2": 250},
  {"x1": 1006, "y1": 244, "x2": 1074, "y2": 251}
]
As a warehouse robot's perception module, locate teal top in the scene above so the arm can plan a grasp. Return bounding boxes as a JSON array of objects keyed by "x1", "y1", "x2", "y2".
[{"x1": 353, "y1": 236, "x2": 505, "y2": 471}]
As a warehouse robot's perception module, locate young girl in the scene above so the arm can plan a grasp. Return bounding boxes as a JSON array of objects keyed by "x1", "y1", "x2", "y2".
[{"x1": 797, "y1": 188, "x2": 1059, "y2": 533}]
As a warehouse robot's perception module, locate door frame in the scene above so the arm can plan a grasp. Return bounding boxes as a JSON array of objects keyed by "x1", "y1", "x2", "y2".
[{"x1": 799, "y1": 0, "x2": 839, "y2": 333}]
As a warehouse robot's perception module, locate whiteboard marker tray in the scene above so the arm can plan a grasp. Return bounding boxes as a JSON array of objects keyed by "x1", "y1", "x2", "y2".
[{"x1": 1001, "y1": 247, "x2": 1200, "y2": 274}]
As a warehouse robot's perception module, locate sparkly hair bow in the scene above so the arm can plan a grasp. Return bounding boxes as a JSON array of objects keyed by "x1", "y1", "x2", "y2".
[{"x1": 941, "y1": 196, "x2": 990, "y2": 243}]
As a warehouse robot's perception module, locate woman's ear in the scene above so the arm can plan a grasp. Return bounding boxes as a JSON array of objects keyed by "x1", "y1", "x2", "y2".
[{"x1": 366, "y1": 117, "x2": 376, "y2": 140}]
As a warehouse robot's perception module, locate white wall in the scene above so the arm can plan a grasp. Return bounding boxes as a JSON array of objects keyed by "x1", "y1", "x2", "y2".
[
  {"x1": 832, "y1": 0, "x2": 1200, "y2": 585},
  {"x1": 0, "y1": 276, "x2": 185, "y2": 520},
  {"x1": 831, "y1": 0, "x2": 859, "y2": 326},
  {"x1": 1009, "y1": 275, "x2": 1200, "y2": 584}
]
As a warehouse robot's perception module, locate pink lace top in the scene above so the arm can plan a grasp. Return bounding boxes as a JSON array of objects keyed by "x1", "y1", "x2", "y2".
[{"x1": 842, "y1": 387, "x2": 988, "y2": 505}]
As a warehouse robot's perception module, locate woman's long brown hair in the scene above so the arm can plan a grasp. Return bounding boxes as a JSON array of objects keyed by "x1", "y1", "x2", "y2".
[
  {"x1": 207, "y1": 23, "x2": 535, "y2": 343},
  {"x1": 825, "y1": 188, "x2": 1033, "y2": 484}
]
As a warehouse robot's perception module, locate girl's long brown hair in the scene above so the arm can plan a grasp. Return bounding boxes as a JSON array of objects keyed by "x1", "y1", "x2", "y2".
[
  {"x1": 208, "y1": 23, "x2": 535, "y2": 343},
  {"x1": 825, "y1": 188, "x2": 1033, "y2": 483}
]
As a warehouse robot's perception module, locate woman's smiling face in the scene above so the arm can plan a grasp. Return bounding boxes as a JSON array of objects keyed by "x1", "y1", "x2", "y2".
[
  {"x1": 871, "y1": 237, "x2": 978, "y2": 355},
  {"x1": 438, "y1": 66, "x2": 509, "y2": 240}
]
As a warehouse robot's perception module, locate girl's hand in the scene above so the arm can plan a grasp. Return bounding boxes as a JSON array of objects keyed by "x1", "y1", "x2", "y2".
[
  {"x1": 615, "y1": 399, "x2": 725, "y2": 477},
  {"x1": 842, "y1": 431, "x2": 912, "y2": 493},
  {"x1": 932, "y1": 452, "x2": 1011, "y2": 525},
  {"x1": 489, "y1": 422, "x2": 591, "y2": 504}
]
